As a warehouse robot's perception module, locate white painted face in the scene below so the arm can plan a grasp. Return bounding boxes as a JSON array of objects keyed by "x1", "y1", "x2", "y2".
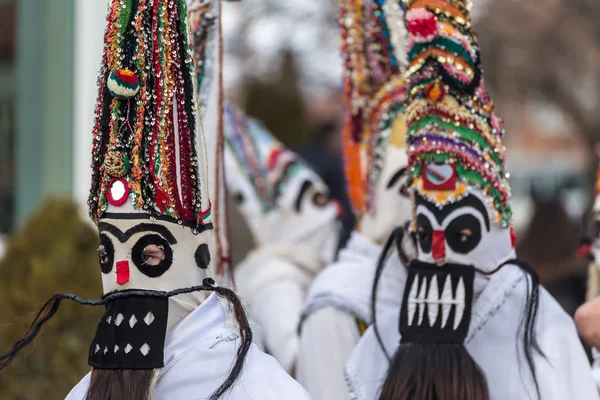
[
  {"x1": 360, "y1": 145, "x2": 413, "y2": 245},
  {"x1": 98, "y1": 218, "x2": 212, "y2": 295},
  {"x1": 224, "y1": 115, "x2": 340, "y2": 265},
  {"x1": 414, "y1": 189, "x2": 515, "y2": 292}
]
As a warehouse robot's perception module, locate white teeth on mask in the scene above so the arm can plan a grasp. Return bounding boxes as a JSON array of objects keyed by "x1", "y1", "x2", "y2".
[
  {"x1": 406, "y1": 273, "x2": 467, "y2": 331},
  {"x1": 417, "y1": 278, "x2": 427, "y2": 326},
  {"x1": 427, "y1": 275, "x2": 439, "y2": 326},
  {"x1": 441, "y1": 276, "x2": 453, "y2": 328},
  {"x1": 454, "y1": 277, "x2": 466, "y2": 330},
  {"x1": 407, "y1": 274, "x2": 419, "y2": 326}
]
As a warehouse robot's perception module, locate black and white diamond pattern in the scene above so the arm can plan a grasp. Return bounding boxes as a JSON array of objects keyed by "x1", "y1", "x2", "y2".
[{"x1": 88, "y1": 296, "x2": 168, "y2": 369}]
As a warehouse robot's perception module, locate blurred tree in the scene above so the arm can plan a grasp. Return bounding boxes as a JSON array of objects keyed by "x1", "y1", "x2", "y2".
[
  {"x1": 243, "y1": 50, "x2": 309, "y2": 148},
  {"x1": 476, "y1": 0, "x2": 600, "y2": 148},
  {"x1": 0, "y1": 198, "x2": 101, "y2": 400}
]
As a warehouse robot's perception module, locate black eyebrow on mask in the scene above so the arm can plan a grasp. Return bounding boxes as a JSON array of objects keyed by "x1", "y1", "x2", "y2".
[
  {"x1": 295, "y1": 180, "x2": 314, "y2": 212},
  {"x1": 386, "y1": 167, "x2": 408, "y2": 189},
  {"x1": 98, "y1": 222, "x2": 178, "y2": 244},
  {"x1": 415, "y1": 193, "x2": 490, "y2": 231}
]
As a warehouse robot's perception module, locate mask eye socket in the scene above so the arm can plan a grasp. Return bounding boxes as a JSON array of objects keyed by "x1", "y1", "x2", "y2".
[
  {"x1": 416, "y1": 214, "x2": 433, "y2": 253},
  {"x1": 445, "y1": 214, "x2": 482, "y2": 254},
  {"x1": 312, "y1": 192, "x2": 330, "y2": 208},
  {"x1": 234, "y1": 192, "x2": 244, "y2": 205},
  {"x1": 132, "y1": 234, "x2": 173, "y2": 278},
  {"x1": 98, "y1": 234, "x2": 115, "y2": 274}
]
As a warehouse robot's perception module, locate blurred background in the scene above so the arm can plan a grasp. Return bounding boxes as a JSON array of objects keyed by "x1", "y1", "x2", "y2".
[{"x1": 0, "y1": 0, "x2": 599, "y2": 397}]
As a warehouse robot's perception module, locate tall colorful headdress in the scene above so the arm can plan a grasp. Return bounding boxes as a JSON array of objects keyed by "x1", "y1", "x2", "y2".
[
  {"x1": 340, "y1": 0, "x2": 409, "y2": 218},
  {"x1": 88, "y1": 0, "x2": 212, "y2": 231},
  {"x1": 404, "y1": 0, "x2": 512, "y2": 227}
]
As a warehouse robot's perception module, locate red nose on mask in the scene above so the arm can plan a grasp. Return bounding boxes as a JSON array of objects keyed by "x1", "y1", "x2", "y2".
[
  {"x1": 432, "y1": 230, "x2": 445, "y2": 261},
  {"x1": 116, "y1": 260, "x2": 130, "y2": 285}
]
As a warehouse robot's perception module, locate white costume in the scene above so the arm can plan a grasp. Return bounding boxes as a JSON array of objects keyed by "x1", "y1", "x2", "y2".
[
  {"x1": 297, "y1": 1, "x2": 413, "y2": 397},
  {"x1": 346, "y1": 265, "x2": 599, "y2": 400},
  {"x1": 224, "y1": 104, "x2": 340, "y2": 373},
  {"x1": 66, "y1": 294, "x2": 310, "y2": 400},
  {"x1": 345, "y1": 1, "x2": 598, "y2": 399}
]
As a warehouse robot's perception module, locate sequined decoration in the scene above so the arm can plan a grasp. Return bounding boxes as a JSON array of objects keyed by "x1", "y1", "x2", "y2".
[
  {"x1": 340, "y1": 0, "x2": 408, "y2": 216},
  {"x1": 88, "y1": 0, "x2": 207, "y2": 229},
  {"x1": 404, "y1": 0, "x2": 513, "y2": 226},
  {"x1": 188, "y1": 0, "x2": 217, "y2": 116}
]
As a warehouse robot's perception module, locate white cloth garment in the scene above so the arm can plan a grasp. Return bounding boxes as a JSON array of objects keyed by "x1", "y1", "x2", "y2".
[
  {"x1": 66, "y1": 293, "x2": 310, "y2": 400},
  {"x1": 296, "y1": 231, "x2": 407, "y2": 400},
  {"x1": 301, "y1": 231, "x2": 406, "y2": 325},
  {"x1": 235, "y1": 246, "x2": 318, "y2": 372},
  {"x1": 345, "y1": 264, "x2": 599, "y2": 400}
]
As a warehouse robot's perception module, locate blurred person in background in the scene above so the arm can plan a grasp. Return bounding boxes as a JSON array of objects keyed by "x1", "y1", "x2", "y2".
[
  {"x1": 296, "y1": 1, "x2": 417, "y2": 399},
  {"x1": 345, "y1": 1, "x2": 597, "y2": 399},
  {"x1": 224, "y1": 102, "x2": 341, "y2": 375},
  {"x1": 575, "y1": 150, "x2": 600, "y2": 391},
  {"x1": 0, "y1": 1, "x2": 311, "y2": 399}
]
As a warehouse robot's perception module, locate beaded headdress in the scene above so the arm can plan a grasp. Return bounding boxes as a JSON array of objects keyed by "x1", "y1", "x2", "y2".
[
  {"x1": 404, "y1": 0, "x2": 512, "y2": 227},
  {"x1": 340, "y1": 0, "x2": 409, "y2": 217},
  {"x1": 88, "y1": 0, "x2": 212, "y2": 231}
]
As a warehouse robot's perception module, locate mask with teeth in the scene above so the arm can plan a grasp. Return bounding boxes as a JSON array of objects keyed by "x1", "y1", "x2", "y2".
[
  {"x1": 224, "y1": 103, "x2": 341, "y2": 266},
  {"x1": 376, "y1": 1, "x2": 543, "y2": 399}
]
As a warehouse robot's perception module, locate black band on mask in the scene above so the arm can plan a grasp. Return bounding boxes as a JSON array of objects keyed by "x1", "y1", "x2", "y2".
[
  {"x1": 399, "y1": 260, "x2": 475, "y2": 344},
  {"x1": 88, "y1": 295, "x2": 169, "y2": 369}
]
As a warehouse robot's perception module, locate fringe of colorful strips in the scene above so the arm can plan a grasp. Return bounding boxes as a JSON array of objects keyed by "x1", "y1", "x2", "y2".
[
  {"x1": 88, "y1": 0, "x2": 209, "y2": 229},
  {"x1": 404, "y1": 0, "x2": 513, "y2": 226},
  {"x1": 340, "y1": 0, "x2": 408, "y2": 217}
]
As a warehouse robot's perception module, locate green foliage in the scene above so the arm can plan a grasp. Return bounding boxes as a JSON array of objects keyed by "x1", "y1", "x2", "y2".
[
  {"x1": 0, "y1": 198, "x2": 102, "y2": 400},
  {"x1": 243, "y1": 50, "x2": 308, "y2": 148}
]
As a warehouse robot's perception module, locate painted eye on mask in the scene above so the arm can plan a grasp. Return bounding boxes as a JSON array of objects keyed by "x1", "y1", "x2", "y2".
[
  {"x1": 416, "y1": 214, "x2": 433, "y2": 253},
  {"x1": 98, "y1": 234, "x2": 115, "y2": 274},
  {"x1": 444, "y1": 214, "x2": 482, "y2": 254},
  {"x1": 312, "y1": 192, "x2": 330, "y2": 208},
  {"x1": 131, "y1": 234, "x2": 173, "y2": 278},
  {"x1": 386, "y1": 167, "x2": 410, "y2": 198},
  {"x1": 233, "y1": 192, "x2": 244, "y2": 205}
]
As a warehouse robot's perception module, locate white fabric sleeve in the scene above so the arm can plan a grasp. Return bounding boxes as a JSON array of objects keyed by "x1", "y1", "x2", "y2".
[
  {"x1": 249, "y1": 276, "x2": 307, "y2": 373},
  {"x1": 296, "y1": 307, "x2": 361, "y2": 400},
  {"x1": 537, "y1": 322, "x2": 600, "y2": 400}
]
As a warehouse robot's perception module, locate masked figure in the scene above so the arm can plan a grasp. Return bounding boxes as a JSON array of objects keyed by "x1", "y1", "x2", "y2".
[
  {"x1": 345, "y1": 1, "x2": 598, "y2": 399},
  {"x1": 0, "y1": 1, "x2": 310, "y2": 399},
  {"x1": 223, "y1": 103, "x2": 341, "y2": 373},
  {"x1": 296, "y1": 2, "x2": 416, "y2": 399}
]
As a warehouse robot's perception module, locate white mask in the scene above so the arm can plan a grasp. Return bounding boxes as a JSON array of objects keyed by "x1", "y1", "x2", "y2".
[{"x1": 224, "y1": 105, "x2": 340, "y2": 265}]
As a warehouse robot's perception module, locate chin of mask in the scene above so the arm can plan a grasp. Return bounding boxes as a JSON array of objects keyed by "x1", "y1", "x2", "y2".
[{"x1": 413, "y1": 191, "x2": 515, "y2": 295}]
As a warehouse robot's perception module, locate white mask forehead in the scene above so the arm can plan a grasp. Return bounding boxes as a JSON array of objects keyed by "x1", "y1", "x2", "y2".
[{"x1": 98, "y1": 214, "x2": 213, "y2": 295}]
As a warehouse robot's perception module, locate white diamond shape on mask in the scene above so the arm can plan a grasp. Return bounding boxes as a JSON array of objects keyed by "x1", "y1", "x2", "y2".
[
  {"x1": 106, "y1": 315, "x2": 112, "y2": 324},
  {"x1": 124, "y1": 344, "x2": 133, "y2": 354},
  {"x1": 129, "y1": 314, "x2": 138, "y2": 328},
  {"x1": 94, "y1": 344, "x2": 100, "y2": 354},
  {"x1": 140, "y1": 344, "x2": 151, "y2": 356},
  {"x1": 114, "y1": 345, "x2": 119, "y2": 353},
  {"x1": 144, "y1": 312, "x2": 155, "y2": 326},
  {"x1": 115, "y1": 313, "x2": 124, "y2": 326},
  {"x1": 103, "y1": 346, "x2": 108, "y2": 355}
]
